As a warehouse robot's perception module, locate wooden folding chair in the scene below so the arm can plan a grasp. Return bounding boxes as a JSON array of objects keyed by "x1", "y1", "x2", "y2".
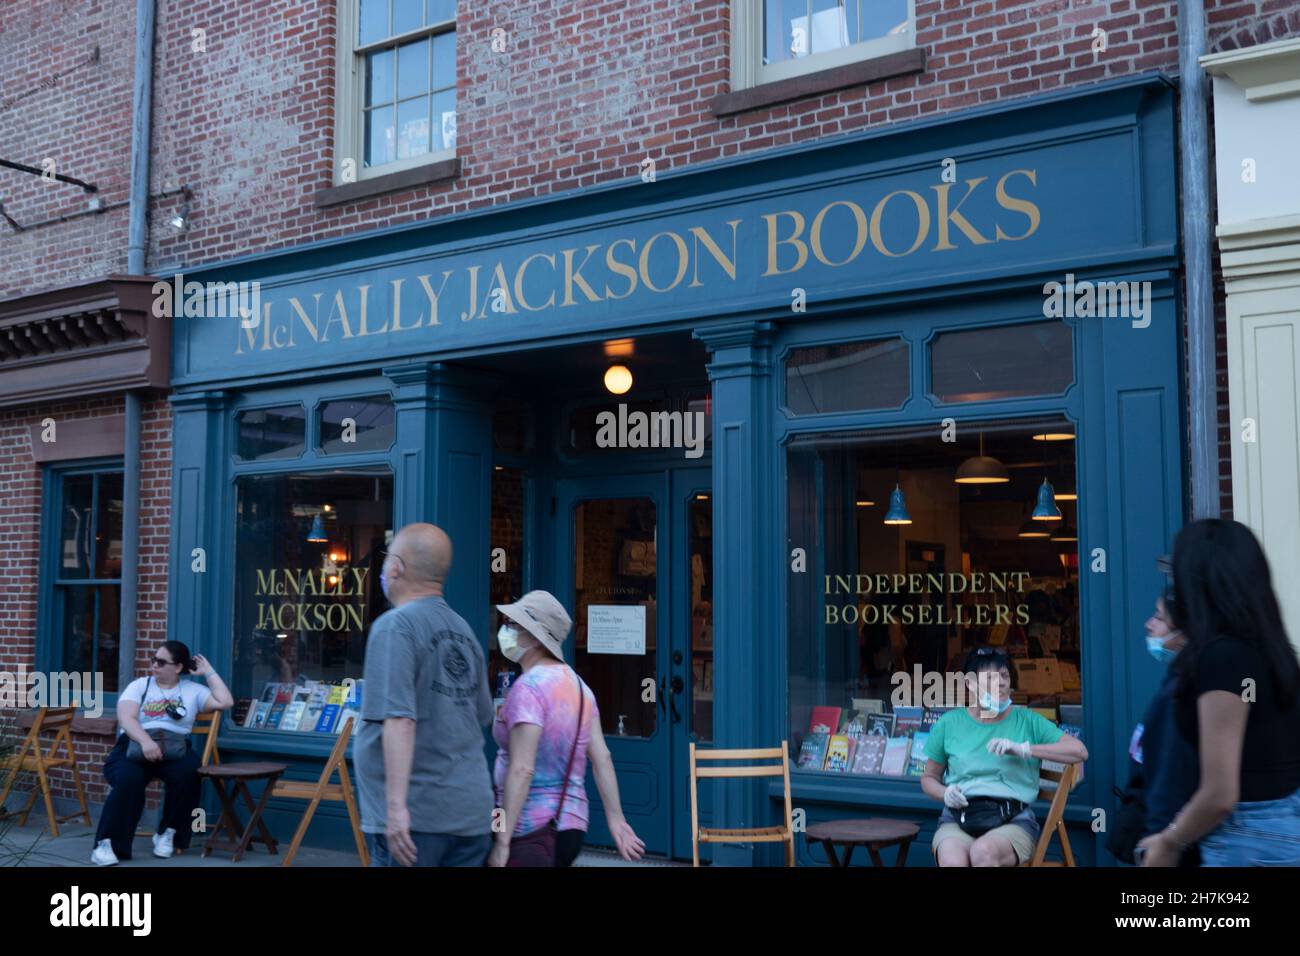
[
  {"x1": 689, "y1": 740, "x2": 795, "y2": 867},
  {"x1": 0, "y1": 706, "x2": 92, "y2": 837},
  {"x1": 1022, "y1": 762, "x2": 1079, "y2": 867},
  {"x1": 135, "y1": 710, "x2": 223, "y2": 841},
  {"x1": 269, "y1": 716, "x2": 369, "y2": 867}
]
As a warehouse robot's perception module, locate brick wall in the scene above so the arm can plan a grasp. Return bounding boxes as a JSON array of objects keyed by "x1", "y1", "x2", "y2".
[{"x1": 0, "y1": 395, "x2": 172, "y2": 808}]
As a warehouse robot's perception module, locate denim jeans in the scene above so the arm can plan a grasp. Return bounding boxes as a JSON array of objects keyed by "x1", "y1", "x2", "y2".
[
  {"x1": 366, "y1": 831, "x2": 491, "y2": 867},
  {"x1": 1199, "y1": 786, "x2": 1300, "y2": 866}
]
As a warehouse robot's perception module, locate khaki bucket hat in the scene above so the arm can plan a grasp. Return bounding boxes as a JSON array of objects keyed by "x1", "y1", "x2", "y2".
[{"x1": 496, "y1": 590, "x2": 573, "y2": 661}]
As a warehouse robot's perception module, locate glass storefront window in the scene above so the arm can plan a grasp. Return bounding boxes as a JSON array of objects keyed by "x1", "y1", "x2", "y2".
[
  {"x1": 785, "y1": 337, "x2": 909, "y2": 416},
  {"x1": 930, "y1": 321, "x2": 1074, "y2": 404},
  {"x1": 787, "y1": 418, "x2": 1082, "y2": 777},
  {"x1": 231, "y1": 472, "x2": 392, "y2": 734},
  {"x1": 318, "y1": 395, "x2": 395, "y2": 454},
  {"x1": 236, "y1": 404, "x2": 307, "y2": 462},
  {"x1": 488, "y1": 466, "x2": 527, "y2": 708},
  {"x1": 573, "y1": 498, "x2": 658, "y2": 737},
  {"x1": 688, "y1": 493, "x2": 713, "y2": 743}
]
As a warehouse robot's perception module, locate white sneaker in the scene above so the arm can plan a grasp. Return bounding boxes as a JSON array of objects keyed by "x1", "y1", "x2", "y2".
[
  {"x1": 91, "y1": 839, "x2": 119, "y2": 866},
  {"x1": 152, "y1": 828, "x2": 176, "y2": 859}
]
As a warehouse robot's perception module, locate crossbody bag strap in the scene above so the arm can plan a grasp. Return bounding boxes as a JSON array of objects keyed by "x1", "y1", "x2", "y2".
[{"x1": 550, "y1": 667, "x2": 587, "y2": 828}]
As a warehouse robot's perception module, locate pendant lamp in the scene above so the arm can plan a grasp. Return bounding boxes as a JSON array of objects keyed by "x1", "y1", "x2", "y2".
[
  {"x1": 1050, "y1": 523, "x2": 1078, "y2": 542},
  {"x1": 306, "y1": 513, "x2": 328, "y2": 542},
  {"x1": 955, "y1": 432, "x2": 1010, "y2": 484},
  {"x1": 883, "y1": 484, "x2": 912, "y2": 525},
  {"x1": 1018, "y1": 518, "x2": 1050, "y2": 538},
  {"x1": 1031, "y1": 478, "x2": 1062, "y2": 521}
]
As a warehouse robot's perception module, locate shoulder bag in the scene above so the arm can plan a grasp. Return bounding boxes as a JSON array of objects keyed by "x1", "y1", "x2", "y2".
[
  {"x1": 506, "y1": 668, "x2": 587, "y2": 867},
  {"x1": 124, "y1": 677, "x2": 191, "y2": 761}
]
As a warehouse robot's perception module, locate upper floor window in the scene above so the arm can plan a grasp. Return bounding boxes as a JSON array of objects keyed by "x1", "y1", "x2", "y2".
[
  {"x1": 734, "y1": 0, "x2": 914, "y2": 90},
  {"x1": 336, "y1": 0, "x2": 457, "y2": 184}
]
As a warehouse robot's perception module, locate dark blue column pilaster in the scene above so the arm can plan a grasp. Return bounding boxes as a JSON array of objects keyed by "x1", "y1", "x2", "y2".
[{"x1": 693, "y1": 320, "x2": 778, "y2": 867}]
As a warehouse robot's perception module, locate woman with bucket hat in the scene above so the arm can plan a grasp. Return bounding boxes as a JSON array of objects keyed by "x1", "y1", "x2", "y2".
[{"x1": 487, "y1": 590, "x2": 646, "y2": 867}]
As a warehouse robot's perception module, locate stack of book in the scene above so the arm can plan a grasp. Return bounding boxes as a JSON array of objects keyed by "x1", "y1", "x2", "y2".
[{"x1": 242, "y1": 679, "x2": 364, "y2": 734}]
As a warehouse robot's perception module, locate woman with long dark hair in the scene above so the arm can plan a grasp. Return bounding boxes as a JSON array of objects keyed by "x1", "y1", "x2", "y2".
[{"x1": 1137, "y1": 520, "x2": 1300, "y2": 866}]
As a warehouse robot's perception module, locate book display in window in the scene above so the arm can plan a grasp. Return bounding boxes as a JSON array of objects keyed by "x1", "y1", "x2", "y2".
[
  {"x1": 824, "y1": 734, "x2": 854, "y2": 772},
  {"x1": 906, "y1": 731, "x2": 930, "y2": 776},
  {"x1": 880, "y1": 736, "x2": 911, "y2": 775},
  {"x1": 851, "y1": 735, "x2": 887, "y2": 774},
  {"x1": 796, "y1": 730, "x2": 831, "y2": 770}
]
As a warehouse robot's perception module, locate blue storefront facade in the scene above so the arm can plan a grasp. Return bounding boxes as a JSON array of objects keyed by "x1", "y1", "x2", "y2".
[{"x1": 167, "y1": 74, "x2": 1185, "y2": 865}]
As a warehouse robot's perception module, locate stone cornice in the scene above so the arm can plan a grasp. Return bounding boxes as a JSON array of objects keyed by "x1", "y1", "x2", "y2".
[{"x1": 1202, "y1": 37, "x2": 1300, "y2": 102}]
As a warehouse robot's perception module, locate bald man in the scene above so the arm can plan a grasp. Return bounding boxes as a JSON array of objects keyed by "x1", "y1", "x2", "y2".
[{"x1": 355, "y1": 523, "x2": 494, "y2": 867}]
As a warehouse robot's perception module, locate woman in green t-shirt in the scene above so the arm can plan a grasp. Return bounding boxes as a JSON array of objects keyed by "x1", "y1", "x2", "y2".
[{"x1": 920, "y1": 647, "x2": 1088, "y2": 866}]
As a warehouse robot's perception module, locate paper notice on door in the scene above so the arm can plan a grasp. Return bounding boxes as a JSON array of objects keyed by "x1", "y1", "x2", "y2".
[{"x1": 587, "y1": 605, "x2": 646, "y2": 655}]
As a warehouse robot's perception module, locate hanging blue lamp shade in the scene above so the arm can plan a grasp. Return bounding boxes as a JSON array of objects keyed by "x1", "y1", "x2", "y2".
[
  {"x1": 883, "y1": 484, "x2": 912, "y2": 525},
  {"x1": 1031, "y1": 479, "x2": 1062, "y2": 521},
  {"x1": 306, "y1": 512, "x2": 328, "y2": 542}
]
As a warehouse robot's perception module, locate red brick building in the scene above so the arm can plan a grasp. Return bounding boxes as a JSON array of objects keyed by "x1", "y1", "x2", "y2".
[{"x1": 3, "y1": 0, "x2": 1297, "y2": 859}]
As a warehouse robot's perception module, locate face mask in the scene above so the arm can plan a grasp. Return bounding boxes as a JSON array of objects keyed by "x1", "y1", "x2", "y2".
[
  {"x1": 979, "y1": 691, "x2": 1011, "y2": 714},
  {"x1": 1146, "y1": 635, "x2": 1178, "y2": 665},
  {"x1": 498, "y1": 625, "x2": 528, "y2": 663}
]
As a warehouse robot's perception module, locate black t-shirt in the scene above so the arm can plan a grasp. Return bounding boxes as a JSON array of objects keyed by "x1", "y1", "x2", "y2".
[{"x1": 1191, "y1": 636, "x2": 1300, "y2": 802}]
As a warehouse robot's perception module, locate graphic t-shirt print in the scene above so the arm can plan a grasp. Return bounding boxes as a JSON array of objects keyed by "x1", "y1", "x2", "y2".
[{"x1": 140, "y1": 688, "x2": 183, "y2": 720}]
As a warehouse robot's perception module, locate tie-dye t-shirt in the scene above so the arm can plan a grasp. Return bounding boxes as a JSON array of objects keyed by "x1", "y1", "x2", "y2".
[{"x1": 493, "y1": 664, "x2": 597, "y2": 836}]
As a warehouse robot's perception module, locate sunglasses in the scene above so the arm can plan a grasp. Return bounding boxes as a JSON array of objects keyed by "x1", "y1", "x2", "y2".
[{"x1": 153, "y1": 657, "x2": 178, "y2": 667}]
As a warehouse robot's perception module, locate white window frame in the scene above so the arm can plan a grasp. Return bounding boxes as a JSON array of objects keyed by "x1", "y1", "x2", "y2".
[
  {"x1": 731, "y1": 0, "x2": 916, "y2": 91},
  {"x1": 334, "y1": 0, "x2": 457, "y2": 186}
]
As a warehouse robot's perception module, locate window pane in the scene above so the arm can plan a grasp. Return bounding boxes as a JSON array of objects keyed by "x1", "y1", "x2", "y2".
[
  {"x1": 61, "y1": 586, "x2": 95, "y2": 676},
  {"x1": 765, "y1": 0, "x2": 807, "y2": 64},
  {"x1": 366, "y1": 49, "x2": 394, "y2": 106},
  {"x1": 397, "y1": 37, "x2": 429, "y2": 99},
  {"x1": 95, "y1": 472, "x2": 123, "y2": 579},
  {"x1": 432, "y1": 89, "x2": 456, "y2": 151},
  {"x1": 931, "y1": 322, "x2": 1074, "y2": 404},
  {"x1": 488, "y1": 466, "x2": 526, "y2": 711},
  {"x1": 235, "y1": 404, "x2": 306, "y2": 462},
  {"x1": 573, "y1": 498, "x2": 657, "y2": 737},
  {"x1": 95, "y1": 584, "x2": 121, "y2": 692},
  {"x1": 60, "y1": 474, "x2": 94, "y2": 579},
  {"x1": 431, "y1": 30, "x2": 455, "y2": 91},
  {"x1": 809, "y1": 0, "x2": 851, "y2": 54},
  {"x1": 863, "y1": 0, "x2": 910, "y2": 40},
  {"x1": 396, "y1": 97, "x2": 430, "y2": 159},
  {"x1": 366, "y1": 106, "x2": 396, "y2": 166},
  {"x1": 392, "y1": 0, "x2": 423, "y2": 35},
  {"x1": 232, "y1": 473, "x2": 393, "y2": 734},
  {"x1": 787, "y1": 419, "x2": 1083, "y2": 779},
  {"x1": 319, "y1": 396, "x2": 396, "y2": 454},
  {"x1": 427, "y1": 0, "x2": 455, "y2": 24},
  {"x1": 689, "y1": 494, "x2": 713, "y2": 742},
  {"x1": 359, "y1": 0, "x2": 388, "y2": 45},
  {"x1": 785, "y1": 338, "x2": 909, "y2": 415}
]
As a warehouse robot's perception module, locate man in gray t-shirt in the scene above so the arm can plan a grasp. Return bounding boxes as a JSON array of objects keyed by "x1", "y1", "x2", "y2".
[{"x1": 356, "y1": 522, "x2": 493, "y2": 867}]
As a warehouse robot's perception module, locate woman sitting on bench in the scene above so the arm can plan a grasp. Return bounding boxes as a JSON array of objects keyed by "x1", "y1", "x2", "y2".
[{"x1": 920, "y1": 647, "x2": 1087, "y2": 866}]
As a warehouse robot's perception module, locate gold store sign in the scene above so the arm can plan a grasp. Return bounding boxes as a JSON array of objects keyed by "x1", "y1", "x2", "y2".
[
  {"x1": 823, "y1": 572, "x2": 1032, "y2": 626},
  {"x1": 253, "y1": 568, "x2": 370, "y2": 632}
]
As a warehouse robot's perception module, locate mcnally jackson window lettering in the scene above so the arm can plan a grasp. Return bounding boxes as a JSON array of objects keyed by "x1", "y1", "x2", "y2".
[
  {"x1": 788, "y1": 416, "x2": 1083, "y2": 778},
  {"x1": 232, "y1": 167, "x2": 1042, "y2": 357},
  {"x1": 231, "y1": 472, "x2": 393, "y2": 734}
]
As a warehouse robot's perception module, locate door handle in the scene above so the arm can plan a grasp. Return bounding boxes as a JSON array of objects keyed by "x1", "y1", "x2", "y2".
[
  {"x1": 669, "y1": 675, "x2": 683, "y2": 724},
  {"x1": 658, "y1": 674, "x2": 667, "y2": 717}
]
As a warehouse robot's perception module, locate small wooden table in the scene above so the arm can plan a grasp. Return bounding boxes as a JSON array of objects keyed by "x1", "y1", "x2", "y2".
[
  {"x1": 197, "y1": 762, "x2": 288, "y2": 862},
  {"x1": 805, "y1": 818, "x2": 921, "y2": 867}
]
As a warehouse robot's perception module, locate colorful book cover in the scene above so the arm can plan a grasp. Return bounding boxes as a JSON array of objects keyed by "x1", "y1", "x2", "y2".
[
  {"x1": 251, "y1": 702, "x2": 271, "y2": 729},
  {"x1": 259, "y1": 681, "x2": 281, "y2": 704},
  {"x1": 315, "y1": 703, "x2": 341, "y2": 733},
  {"x1": 796, "y1": 731, "x2": 830, "y2": 770},
  {"x1": 922, "y1": 707, "x2": 951, "y2": 730},
  {"x1": 865, "y1": 713, "x2": 896, "y2": 737},
  {"x1": 907, "y1": 731, "x2": 931, "y2": 776},
  {"x1": 880, "y1": 736, "x2": 912, "y2": 775},
  {"x1": 335, "y1": 709, "x2": 360, "y2": 735},
  {"x1": 894, "y1": 706, "x2": 924, "y2": 738},
  {"x1": 1041, "y1": 723, "x2": 1085, "y2": 785},
  {"x1": 279, "y1": 701, "x2": 307, "y2": 732},
  {"x1": 850, "y1": 735, "x2": 887, "y2": 774},
  {"x1": 808, "y1": 706, "x2": 842, "y2": 736},
  {"x1": 265, "y1": 701, "x2": 288, "y2": 729},
  {"x1": 299, "y1": 700, "x2": 325, "y2": 732},
  {"x1": 823, "y1": 734, "x2": 854, "y2": 772},
  {"x1": 326, "y1": 684, "x2": 348, "y2": 706},
  {"x1": 274, "y1": 684, "x2": 294, "y2": 704}
]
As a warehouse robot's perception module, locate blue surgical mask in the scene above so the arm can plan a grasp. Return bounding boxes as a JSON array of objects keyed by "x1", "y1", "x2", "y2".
[
  {"x1": 1146, "y1": 635, "x2": 1178, "y2": 665},
  {"x1": 380, "y1": 568, "x2": 392, "y2": 600},
  {"x1": 979, "y1": 691, "x2": 1011, "y2": 714}
]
